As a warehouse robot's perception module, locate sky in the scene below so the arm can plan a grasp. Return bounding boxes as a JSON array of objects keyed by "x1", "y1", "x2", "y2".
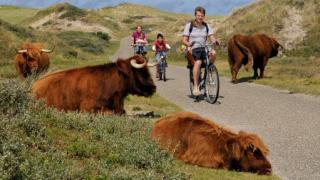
[{"x1": 0, "y1": 0, "x2": 256, "y2": 15}]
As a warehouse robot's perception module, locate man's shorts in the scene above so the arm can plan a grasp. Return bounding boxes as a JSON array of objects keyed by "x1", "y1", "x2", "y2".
[{"x1": 192, "y1": 47, "x2": 207, "y2": 61}]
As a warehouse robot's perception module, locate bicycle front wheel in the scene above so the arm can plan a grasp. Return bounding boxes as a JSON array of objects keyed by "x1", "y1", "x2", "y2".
[
  {"x1": 189, "y1": 68, "x2": 194, "y2": 97},
  {"x1": 163, "y1": 61, "x2": 166, "y2": 81},
  {"x1": 205, "y1": 64, "x2": 220, "y2": 104}
]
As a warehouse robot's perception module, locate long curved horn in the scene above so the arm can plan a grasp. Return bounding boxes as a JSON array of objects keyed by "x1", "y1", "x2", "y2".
[
  {"x1": 17, "y1": 49, "x2": 27, "y2": 53},
  {"x1": 130, "y1": 59, "x2": 146, "y2": 69},
  {"x1": 41, "y1": 45, "x2": 55, "y2": 53}
]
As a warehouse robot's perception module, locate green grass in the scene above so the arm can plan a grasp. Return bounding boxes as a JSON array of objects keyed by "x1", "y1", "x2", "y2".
[
  {"x1": 0, "y1": 6, "x2": 38, "y2": 24},
  {"x1": 176, "y1": 161, "x2": 280, "y2": 180},
  {"x1": 125, "y1": 93, "x2": 182, "y2": 116}
]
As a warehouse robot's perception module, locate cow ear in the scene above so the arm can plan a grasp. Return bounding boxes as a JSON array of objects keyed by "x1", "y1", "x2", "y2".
[
  {"x1": 226, "y1": 138, "x2": 241, "y2": 160},
  {"x1": 116, "y1": 60, "x2": 130, "y2": 76}
]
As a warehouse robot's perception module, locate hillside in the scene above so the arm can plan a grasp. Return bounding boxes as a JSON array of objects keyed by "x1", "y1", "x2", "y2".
[
  {"x1": 0, "y1": 5, "x2": 38, "y2": 24},
  {"x1": 22, "y1": 3, "x2": 119, "y2": 38},
  {"x1": 98, "y1": 3, "x2": 222, "y2": 42},
  {"x1": 217, "y1": 0, "x2": 320, "y2": 56}
]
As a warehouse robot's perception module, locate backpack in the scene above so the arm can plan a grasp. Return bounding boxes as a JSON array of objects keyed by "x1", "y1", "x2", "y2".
[{"x1": 188, "y1": 21, "x2": 209, "y2": 38}]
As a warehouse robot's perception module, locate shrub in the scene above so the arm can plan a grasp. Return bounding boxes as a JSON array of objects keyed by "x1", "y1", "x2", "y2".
[
  {"x1": 57, "y1": 31, "x2": 109, "y2": 55},
  {"x1": 63, "y1": 50, "x2": 78, "y2": 59},
  {"x1": 0, "y1": 19, "x2": 33, "y2": 39},
  {"x1": 122, "y1": 18, "x2": 134, "y2": 24},
  {"x1": 95, "y1": 31, "x2": 111, "y2": 42}
]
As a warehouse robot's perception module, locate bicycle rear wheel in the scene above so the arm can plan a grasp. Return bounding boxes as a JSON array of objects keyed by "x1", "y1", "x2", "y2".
[{"x1": 205, "y1": 64, "x2": 220, "y2": 104}]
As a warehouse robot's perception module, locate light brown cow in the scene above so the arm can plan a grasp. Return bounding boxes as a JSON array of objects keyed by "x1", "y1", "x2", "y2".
[
  {"x1": 151, "y1": 112, "x2": 272, "y2": 175},
  {"x1": 227, "y1": 34, "x2": 282, "y2": 83},
  {"x1": 15, "y1": 43, "x2": 53, "y2": 79}
]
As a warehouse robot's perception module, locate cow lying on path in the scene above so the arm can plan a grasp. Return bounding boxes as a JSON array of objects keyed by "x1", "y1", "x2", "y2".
[
  {"x1": 151, "y1": 112, "x2": 272, "y2": 175},
  {"x1": 32, "y1": 55, "x2": 156, "y2": 114}
]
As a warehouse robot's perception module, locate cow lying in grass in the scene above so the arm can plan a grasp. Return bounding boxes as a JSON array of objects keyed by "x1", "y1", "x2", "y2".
[
  {"x1": 32, "y1": 55, "x2": 156, "y2": 114},
  {"x1": 151, "y1": 112, "x2": 272, "y2": 175}
]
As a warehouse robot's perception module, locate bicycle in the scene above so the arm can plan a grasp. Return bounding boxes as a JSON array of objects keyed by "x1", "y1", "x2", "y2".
[
  {"x1": 155, "y1": 50, "x2": 169, "y2": 81},
  {"x1": 188, "y1": 41, "x2": 220, "y2": 104}
]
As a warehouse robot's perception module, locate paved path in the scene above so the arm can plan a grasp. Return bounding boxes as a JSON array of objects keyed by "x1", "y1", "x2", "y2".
[{"x1": 115, "y1": 37, "x2": 320, "y2": 180}]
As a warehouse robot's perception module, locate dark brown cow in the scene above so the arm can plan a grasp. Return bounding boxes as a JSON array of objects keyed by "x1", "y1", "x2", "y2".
[
  {"x1": 15, "y1": 43, "x2": 54, "y2": 79},
  {"x1": 151, "y1": 112, "x2": 272, "y2": 175},
  {"x1": 228, "y1": 34, "x2": 282, "y2": 83},
  {"x1": 32, "y1": 55, "x2": 156, "y2": 114}
]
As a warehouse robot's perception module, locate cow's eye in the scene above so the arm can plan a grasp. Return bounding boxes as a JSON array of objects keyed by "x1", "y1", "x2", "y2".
[{"x1": 253, "y1": 149, "x2": 264, "y2": 159}]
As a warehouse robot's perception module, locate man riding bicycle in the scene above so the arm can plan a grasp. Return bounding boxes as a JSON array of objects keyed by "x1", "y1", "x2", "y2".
[
  {"x1": 182, "y1": 6, "x2": 220, "y2": 96},
  {"x1": 131, "y1": 25, "x2": 148, "y2": 55}
]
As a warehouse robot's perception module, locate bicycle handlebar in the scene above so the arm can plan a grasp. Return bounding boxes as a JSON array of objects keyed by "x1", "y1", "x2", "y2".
[{"x1": 190, "y1": 41, "x2": 218, "y2": 48}]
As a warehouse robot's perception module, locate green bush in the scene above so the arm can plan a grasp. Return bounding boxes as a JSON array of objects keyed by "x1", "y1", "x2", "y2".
[
  {"x1": 0, "y1": 19, "x2": 33, "y2": 39},
  {"x1": 57, "y1": 31, "x2": 109, "y2": 55},
  {"x1": 59, "y1": 5, "x2": 87, "y2": 20},
  {"x1": 95, "y1": 31, "x2": 111, "y2": 42},
  {"x1": 63, "y1": 50, "x2": 78, "y2": 58},
  {"x1": 122, "y1": 18, "x2": 135, "y2": 24},
  {"x1": 34, "y1": 3, "x2": 87, "y2": 21}
]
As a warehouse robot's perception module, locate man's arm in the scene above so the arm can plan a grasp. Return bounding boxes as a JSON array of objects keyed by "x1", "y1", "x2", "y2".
[{"x1": 182, "y1": 36, "x2": 190, "y2": 47}]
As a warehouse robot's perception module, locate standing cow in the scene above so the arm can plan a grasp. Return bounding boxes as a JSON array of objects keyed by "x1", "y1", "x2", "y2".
[
  {"x1": 151, "y1": 112, "x2": 272, "y2": 175},
  {"x1": 227, "y1": 34, "x2": 282, "y2": 83},
  {"x1": 15, "y1": 43, "x2": 54, "y2": 79},
  {"x1": 32, "y1": 55, "x2": 156, "y2": 114}
]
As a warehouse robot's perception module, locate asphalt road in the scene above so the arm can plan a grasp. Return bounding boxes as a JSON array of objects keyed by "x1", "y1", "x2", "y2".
[{"x1": 114, "y1": 37, "x2": 320, "y2": 180}]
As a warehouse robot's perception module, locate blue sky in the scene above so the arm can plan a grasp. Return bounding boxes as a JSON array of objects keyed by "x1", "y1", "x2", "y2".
[{"x1": 0, "y1": 0, "x2": 256, "y2": 15}]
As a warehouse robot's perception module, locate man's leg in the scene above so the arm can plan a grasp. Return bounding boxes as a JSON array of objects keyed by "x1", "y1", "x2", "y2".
[{"x1": 193, "y1": 60, "x2": 202, "y2": 96}]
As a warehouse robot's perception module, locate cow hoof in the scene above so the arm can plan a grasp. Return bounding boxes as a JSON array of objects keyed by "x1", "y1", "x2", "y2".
[{"x1": 231, "y1": 80, "x2": 238, "y2": 84}]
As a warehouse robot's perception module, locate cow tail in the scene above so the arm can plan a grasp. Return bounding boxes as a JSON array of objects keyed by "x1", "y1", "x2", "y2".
[
  {"x1": 234, "y1": 38, "x2": 253, "y2": 71},
  {"x1": 227, "y1": 36, "x2": 235, "y2": 67}
]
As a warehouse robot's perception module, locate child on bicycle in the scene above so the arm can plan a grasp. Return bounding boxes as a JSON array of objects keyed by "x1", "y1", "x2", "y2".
[
  {"x1": 152, "y1": 33, "x2": 171, "y2": 78},
  {"x1": 131, "y1": 25, "x2": 148, "y2": 55}
]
